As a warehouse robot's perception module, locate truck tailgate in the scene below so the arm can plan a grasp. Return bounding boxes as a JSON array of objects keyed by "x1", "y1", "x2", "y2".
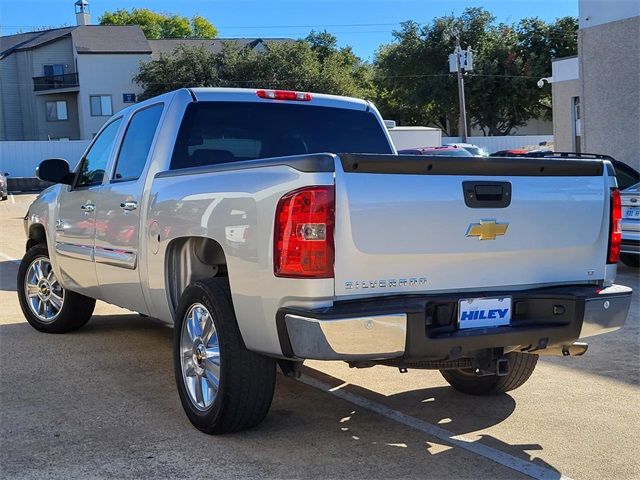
[{"x1": 333, "y1": 154, "x2": 609, "y2": 297}]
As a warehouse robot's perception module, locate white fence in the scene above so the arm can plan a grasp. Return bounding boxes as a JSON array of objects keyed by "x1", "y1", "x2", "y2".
[
  {"x1": 442, "y1": 135, "x2": 553, "y2": 153},
  {"x1": 0, "y1": 140, "x2": 90, "y2": 178}
]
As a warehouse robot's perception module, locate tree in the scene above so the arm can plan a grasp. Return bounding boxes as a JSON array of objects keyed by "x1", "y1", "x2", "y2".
[
  {"x1": 134, "y1": 33, "x2": 373, "y2": 101},
  {"x1": 134, "y1": 45, "x2": 220, "y2": 99},
  {"x1": 373, "y1": 9, "x2": 577, "y2": 135},
  {"x1": 99, "y1": 8, "x2": 217, "y2": 39}
]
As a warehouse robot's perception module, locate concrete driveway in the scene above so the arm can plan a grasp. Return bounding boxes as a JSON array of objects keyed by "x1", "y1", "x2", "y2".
[{"x1": 1, "y1": 193, "x2": 638, "y2": 479}]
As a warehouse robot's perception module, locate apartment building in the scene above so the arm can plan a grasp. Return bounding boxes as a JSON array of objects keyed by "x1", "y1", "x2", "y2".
[{"x1": 0, "y1": 1, "x2": 287, "y2": 141}]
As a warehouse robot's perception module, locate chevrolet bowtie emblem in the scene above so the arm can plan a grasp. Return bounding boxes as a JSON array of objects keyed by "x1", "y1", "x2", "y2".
[{"x1": 466, "y1": 220, "x2": 509, "y2": 240}]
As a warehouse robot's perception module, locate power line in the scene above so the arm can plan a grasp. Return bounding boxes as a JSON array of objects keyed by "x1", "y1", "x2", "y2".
[{"x1": 2, "y1": 72, "x2": 553, "y2": 88}]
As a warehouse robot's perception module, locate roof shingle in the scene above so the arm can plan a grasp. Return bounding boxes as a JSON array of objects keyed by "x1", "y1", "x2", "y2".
[
  {"x1": 71, "y1": 26, "x2": 151, "y2": 54},
  {"x1": 0, "y1": 27, "x2": 75, "y2": 59}
]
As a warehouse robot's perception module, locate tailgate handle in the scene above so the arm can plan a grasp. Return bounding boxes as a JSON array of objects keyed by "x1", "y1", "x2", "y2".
[{"x1": 463, "y1": 181, "x2": 512, "y2": 208}]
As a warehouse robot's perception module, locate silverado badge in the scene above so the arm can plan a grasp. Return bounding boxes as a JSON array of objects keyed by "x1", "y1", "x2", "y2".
[{"x1": 466, "y1": 220, "x2": 509, "y2": 240}]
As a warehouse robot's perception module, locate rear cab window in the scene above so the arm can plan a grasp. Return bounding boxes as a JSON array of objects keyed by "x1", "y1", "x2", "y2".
[
  {"x1": 170, "y1": 102, "x2": 392, "y2": 170},
  {"x1": 112, "y1": 103, "x2": 163, "y2": 182}
]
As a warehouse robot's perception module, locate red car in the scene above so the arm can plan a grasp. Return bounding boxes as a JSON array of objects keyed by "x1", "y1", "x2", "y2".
[{"x1": 490, "y1": 149, "x2": 531, "y2": 157}]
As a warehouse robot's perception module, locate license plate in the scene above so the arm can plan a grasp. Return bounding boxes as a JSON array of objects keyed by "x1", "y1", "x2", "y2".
[
  {"x1": 458, "y1": 297, "x2": 512, "y2": 329},
  {"x1": 623, "y1": 206, "x2": 640, "y2": 219}
]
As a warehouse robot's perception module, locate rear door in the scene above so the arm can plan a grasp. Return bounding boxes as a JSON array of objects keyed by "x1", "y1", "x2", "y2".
[
  {"x1": 333, "y1": 154, "x2": 609, "y2": 297},
  {"x1": 93, "y1": 103, "x2": 164, "y2": 313},
  {"x1": 54, "y1": 118, "x2": 122, "y2": 297}
]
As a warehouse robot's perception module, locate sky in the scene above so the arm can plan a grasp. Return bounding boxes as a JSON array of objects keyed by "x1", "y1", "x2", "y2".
[{"x1": 0, "y1": 0, "x2": 579, "y2": 59}]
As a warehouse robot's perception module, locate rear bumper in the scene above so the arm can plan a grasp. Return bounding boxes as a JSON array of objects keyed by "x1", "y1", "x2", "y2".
[{"x1": 277, "y1": 284, "x2": 632, "y2": 361}]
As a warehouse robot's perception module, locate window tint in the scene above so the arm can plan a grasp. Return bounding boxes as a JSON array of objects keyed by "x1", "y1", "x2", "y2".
[
  {"x1": 170, "y1": 102, "x2": 392, "y2": 170},
  {"x1": 113, "y1": 104, "x2": 163, "y2": 182},
  {"x1": 75, "y1": 118, "x2": 122, "y2": 188},
  {"x1": 615, "y1": 163, "x2": 639, "y2": 190}
]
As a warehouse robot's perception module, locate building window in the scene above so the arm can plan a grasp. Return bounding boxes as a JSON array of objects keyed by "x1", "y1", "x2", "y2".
[
  {"x1": 45, "y1": 101, "x2": 68, "y2": 121},
  {"x1": 43, "y1": 64, "x2": 64, "y2": 77},
  {"x1": 572, "y1": 96, "x2": 581, "y2": 153},
  {"x1": 90, "y1": 95, "x2": 113, "y2": 116}
]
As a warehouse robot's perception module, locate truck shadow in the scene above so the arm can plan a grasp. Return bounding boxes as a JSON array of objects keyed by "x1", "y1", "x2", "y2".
[
  {"x1": 0, "y1": 260, "x2": 18, "y2": 292},
  {"x1": 1, "y1": 314, "x2": 563, "y2": 479},
  {"x1": 295, "y1": 368, "x2": 561, "y2": 477}
]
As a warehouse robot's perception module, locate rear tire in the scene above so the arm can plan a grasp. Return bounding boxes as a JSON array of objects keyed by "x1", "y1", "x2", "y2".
[
  {"x1": 620, "y1": 253, "x2": 639, "y2": 268},
  {"x1": 440, "y1": 352, "x2": 538, "y2": 395},
  {"x1": 173, "y1": 277, "x2": 276, "y2": 434},
  {"x1": 17, "y1": 244, "x2": 95, "y2": 333}
]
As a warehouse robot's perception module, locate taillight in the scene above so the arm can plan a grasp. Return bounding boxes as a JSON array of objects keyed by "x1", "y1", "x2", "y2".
[
  {"x1": 256, "y1": 89, "x2": 312, "y2": 101},
  {"x1": 274, "y1": 186, "x2": 334, "y2": 278},
  {"x1": 608, "y1": 189, "x2": 622, "y2": 263}
]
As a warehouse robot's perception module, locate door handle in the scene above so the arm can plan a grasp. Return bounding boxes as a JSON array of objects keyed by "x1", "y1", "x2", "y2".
[
  {"x1": 80, "y1": 203, "x2": 95, "y2": 213},
  {"x1": 120, "y1": 200, "x2": 138, "y2": 211}
]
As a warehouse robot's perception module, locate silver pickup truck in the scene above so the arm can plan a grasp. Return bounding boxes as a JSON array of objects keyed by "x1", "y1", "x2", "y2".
[{"x1": 19, "y1": 88, "x2": 632, "y2": 434}]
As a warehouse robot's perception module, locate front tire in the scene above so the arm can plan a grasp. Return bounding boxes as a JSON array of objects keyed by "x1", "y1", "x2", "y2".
[
  {"x1": 440, "y1": 352, "x2": 538, "y2": 395},
  {"x1": 173, "y1": 278, "x2": 276, "y2": 434},
  {"x1": 17, "y1": 244, "x2": 95, "y2": 333}
]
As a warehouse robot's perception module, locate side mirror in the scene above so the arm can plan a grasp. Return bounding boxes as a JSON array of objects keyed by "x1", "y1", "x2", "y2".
[{"x1": 37, "y1": 159, "x2": 74, "y2": 185}]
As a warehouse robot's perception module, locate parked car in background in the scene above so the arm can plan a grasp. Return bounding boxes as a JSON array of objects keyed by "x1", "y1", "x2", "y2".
[
  {"x1": 610, "y1": 160, "x2": 640, "y2": 191},
  {"x1": 491, "y1": 149, "x2": 530, "y2": 157},
  {"x1": 443, "y1": 143, "x2": 489, "y2": 157},
  {"x1": 620, "y1": 183, "x2": 639, "y2": 268},
  {"x1": 522, "y1": 151, "x2": 639, "y2": 191},
  {"x1": 0, "y1": 172, "x2": 8, "y2": 201},
  {"x1": 398, "y1": 146, "x2": 473, "y2": 156}
]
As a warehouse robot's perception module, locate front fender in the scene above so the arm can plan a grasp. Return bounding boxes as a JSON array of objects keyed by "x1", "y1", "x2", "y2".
[{"x1": 24, "y1": 185, "x2": 62, "y2": 271}]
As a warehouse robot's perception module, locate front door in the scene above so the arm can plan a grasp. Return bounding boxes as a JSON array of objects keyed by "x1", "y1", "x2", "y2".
[
  {"x1": 94, "y1": 103, "x2": 164, "y2": 313},
  {"x1": 54, "y1": 118, "x2": 123, "y2": 297}
]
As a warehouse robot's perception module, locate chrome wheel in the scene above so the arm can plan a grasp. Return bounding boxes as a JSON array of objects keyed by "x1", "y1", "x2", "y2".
[
  {"x1": 24, "y1": 257, "x2": 64, "y2": 323},
  {"x1": 180, "y1": 303, "x2": 220, "y2": 411}
]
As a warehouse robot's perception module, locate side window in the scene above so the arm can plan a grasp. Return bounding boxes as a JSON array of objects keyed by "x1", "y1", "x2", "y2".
[
  {"x1": 112, "y1": 104, "x2": 163, "y2": 182},
  {"x1": 75, "y1": 118, "x2": 122, "y2": 188}
]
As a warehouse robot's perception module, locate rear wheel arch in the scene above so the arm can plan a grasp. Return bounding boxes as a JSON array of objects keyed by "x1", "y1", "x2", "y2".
[{"x1": 165, "y1": 236, "x2": 229, "y2": 317}]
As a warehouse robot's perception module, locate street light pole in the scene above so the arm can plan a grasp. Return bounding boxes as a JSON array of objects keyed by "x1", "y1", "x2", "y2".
[{"x1": 455, "y1": 36, "x2": 468, "y2": 142}]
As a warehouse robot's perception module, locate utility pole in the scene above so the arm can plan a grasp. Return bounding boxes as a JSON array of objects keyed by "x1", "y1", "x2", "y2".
[
  {"x1": 449, "y1": 32, "x2": 472, "y2": 142},
  {"x1": 454, "y1": 34, "x2": 468, "y2": 142}
]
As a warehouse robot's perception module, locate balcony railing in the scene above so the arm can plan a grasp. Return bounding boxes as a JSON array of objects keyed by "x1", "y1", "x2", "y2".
[{"x1": 33, "y1": 72, "x2": 79, "y2": 92}]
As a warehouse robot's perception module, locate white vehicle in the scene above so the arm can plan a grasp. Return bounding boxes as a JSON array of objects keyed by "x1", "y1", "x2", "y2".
[
  {"x1": 0, "y1": 172, "x2": 8, "y2": 200},
  {"x1": 19, "y1": 88, "x2": 632, "y2": 434},
  {"x1": 443, "y1": 142, "x2": 489, "y2": 157},
  {"x1": 387, "y1": 126, "x2": 442, "y2": 150}
]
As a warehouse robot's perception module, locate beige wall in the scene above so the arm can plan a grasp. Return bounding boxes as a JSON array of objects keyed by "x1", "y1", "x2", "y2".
[
  {"x1": 75, "y1": 53, "x2": 147, "y2": 138},
  {"x1": 552, "y1": 78, "x2": 581, "y2": 152},
  {"x1": 34, "y1": 92, "x2": 81, "y2": 140},
  {"x1": 29, "y1": 36, "x2": 75, "y2": 78},
  {"x1": 580, "y1": 16, "x2": 640, "y2": 169}
]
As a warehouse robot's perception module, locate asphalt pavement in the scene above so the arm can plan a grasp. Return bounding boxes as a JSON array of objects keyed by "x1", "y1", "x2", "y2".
[{"x1": 1, "y1": 193, "x2": 638, "y2": 479}]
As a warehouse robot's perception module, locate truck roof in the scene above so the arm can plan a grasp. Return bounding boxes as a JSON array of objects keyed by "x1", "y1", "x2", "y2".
[{"x1": 188, "y1": 87, "x2": 370, "y2": 111}]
